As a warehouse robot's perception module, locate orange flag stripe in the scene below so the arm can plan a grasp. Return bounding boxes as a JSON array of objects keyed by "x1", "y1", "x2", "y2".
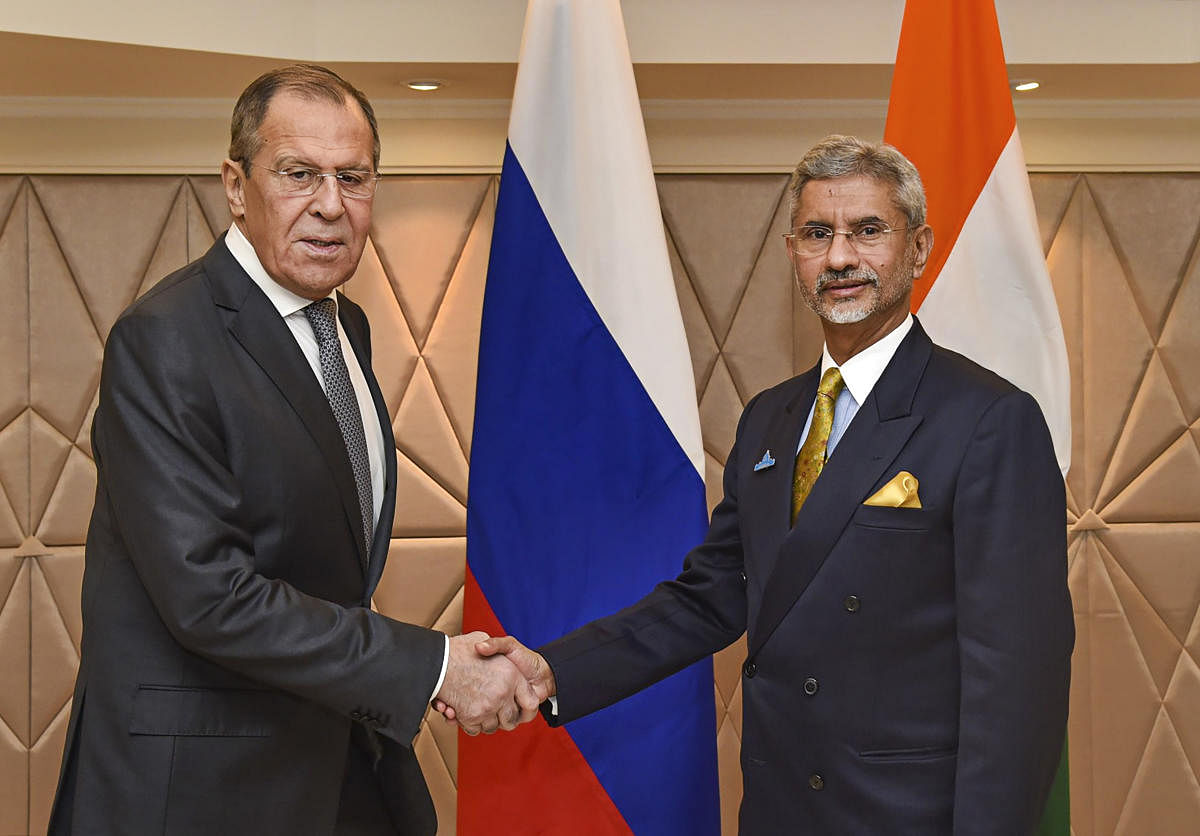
[{"x1": 884, "y1": 0, "x2": 1016, "y2": 310}]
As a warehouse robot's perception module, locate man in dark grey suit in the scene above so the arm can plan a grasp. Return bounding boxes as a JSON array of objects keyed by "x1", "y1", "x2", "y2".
[
  {"x1": 462, "y1": 135, "x2": 1074, "y2": 834},
  {"x1": 49, "y1": 64, "x2": 534, "y2": 836}
]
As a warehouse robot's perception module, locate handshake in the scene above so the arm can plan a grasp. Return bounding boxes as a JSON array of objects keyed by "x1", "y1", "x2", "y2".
[{"x1": 432, "y1": 633, "x2": 557, "y2": 736}]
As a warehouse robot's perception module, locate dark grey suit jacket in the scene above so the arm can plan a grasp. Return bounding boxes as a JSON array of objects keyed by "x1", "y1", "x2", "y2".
[
  {"x1": 49, "y1": 237, "x2": 444, "y2": 835},
  {"x1": 542, "y1": 319, "x2": 1073, "y2": 834}
]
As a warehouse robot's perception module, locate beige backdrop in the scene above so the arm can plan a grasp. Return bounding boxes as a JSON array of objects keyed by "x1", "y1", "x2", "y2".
[{"x1": 1, "y1": 171, "x2": 1197, "y2": 835}]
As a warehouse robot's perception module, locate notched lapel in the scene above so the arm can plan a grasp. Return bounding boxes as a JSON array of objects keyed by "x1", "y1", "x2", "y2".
[
  {"x1": 748, "y1": 323, "x2": 934, "y2": 656},
  {"x1": 206, "y1": 244, "x2": 370, "y2": 573},
  {"x1": 339, "y1": 296, "x2": 398, "y2": 593}
]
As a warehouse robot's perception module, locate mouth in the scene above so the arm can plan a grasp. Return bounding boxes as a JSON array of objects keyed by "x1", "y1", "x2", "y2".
[
  {"x1": 299, "y1": 237, "x2": 345, "y2": 255},
  {"x1": 816, "y1": 270, "x2": 878, "y2": 299}
]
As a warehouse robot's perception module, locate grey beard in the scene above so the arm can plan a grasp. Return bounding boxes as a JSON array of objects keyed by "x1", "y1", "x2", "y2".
[{"x1": 814, "y1": 268, "x2": 880, "y2": 323}]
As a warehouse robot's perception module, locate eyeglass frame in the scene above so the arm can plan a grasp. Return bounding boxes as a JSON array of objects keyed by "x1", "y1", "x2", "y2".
[
  {"x1": 782, "y1": 222, "x2": 913, "y2": 257},
  {"x1": 247, "y1": 161, "x2": 382, "y2": 200}
]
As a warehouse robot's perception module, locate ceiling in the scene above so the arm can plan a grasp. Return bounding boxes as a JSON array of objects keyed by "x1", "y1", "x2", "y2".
[
  {"x1": 1, "y1": 0, "x2": 1197, "y2": 105},
  {"x1": 2, "y1": 2, "x2": 1194, "y2": 174},
  {"x1": 3, "y1": 30, "x2": 1198, "y2": 105}
]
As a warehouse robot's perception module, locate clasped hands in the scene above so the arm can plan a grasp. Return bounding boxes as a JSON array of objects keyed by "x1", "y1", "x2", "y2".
[{"x1": 432, "y1": 633, "x2": 555, "y2": 736}]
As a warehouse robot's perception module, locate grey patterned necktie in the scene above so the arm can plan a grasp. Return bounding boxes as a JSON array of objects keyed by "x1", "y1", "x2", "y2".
[{"x1": 304, "y1": 298, "x2": 374, "y2": 561}]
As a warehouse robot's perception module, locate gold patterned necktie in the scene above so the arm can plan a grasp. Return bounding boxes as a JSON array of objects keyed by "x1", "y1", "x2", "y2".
[{"x1": 791, "y1": 367, "x2": 845, "y2": 523}]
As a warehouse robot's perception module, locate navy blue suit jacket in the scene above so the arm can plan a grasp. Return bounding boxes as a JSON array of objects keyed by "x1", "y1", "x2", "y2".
[{"x1": 542, "y1": 319, "x2": 1073, "y2": 834}]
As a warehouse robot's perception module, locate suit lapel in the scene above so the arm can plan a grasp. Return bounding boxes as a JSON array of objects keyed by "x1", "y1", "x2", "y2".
[
  {"x1": 203, "y1": 240, "x2": 369, "y2": 573},
  {"x1": 748, "y1": 321, "x2": 934, "y2": 656},
  {"x1": 744, "y1": 368, "x2": 819, "y2": 565},
  {"x1": 338, "y1": 294, "x2": 398, "y2": 595}
]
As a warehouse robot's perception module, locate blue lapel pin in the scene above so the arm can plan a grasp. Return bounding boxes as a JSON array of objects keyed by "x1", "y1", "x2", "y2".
[{"x1": 753, "y1": 449, "x2": 776, "y2": 472}]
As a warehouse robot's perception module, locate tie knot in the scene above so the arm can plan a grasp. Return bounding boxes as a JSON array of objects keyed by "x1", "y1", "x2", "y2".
[
  {"x1": 818, "y1": 367, "x2": 844, "y2": 400},
  {"x1": 304, "y1": 298, "x2": 338, "y2": 345}
]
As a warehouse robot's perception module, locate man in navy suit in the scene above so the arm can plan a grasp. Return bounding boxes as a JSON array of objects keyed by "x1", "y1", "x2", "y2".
[
  {"x1": 49, "y1": 65, "x2": 536, "y2": 836},
  {"x1": 460, "y1": 135, "x2": 1073, "y2": 834}
]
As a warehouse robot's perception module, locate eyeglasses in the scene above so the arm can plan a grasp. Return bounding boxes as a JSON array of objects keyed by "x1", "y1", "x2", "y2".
[
  {"x1": 252, "y1": 164, "x2": 381, "y2": 200},
  {"x1": 783, "y1": 223, "x2": 910, "y2": 256}
]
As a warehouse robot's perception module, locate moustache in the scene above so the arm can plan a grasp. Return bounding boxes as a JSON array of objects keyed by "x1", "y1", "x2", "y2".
[{"x1": 815, "y1": 268, "x2": 880, "y2": 292}]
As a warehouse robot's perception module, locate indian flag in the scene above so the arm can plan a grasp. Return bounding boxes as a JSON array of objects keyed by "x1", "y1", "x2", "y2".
[{"x1": 884, "y1": 1, "x2": 1073, "y2": 832}]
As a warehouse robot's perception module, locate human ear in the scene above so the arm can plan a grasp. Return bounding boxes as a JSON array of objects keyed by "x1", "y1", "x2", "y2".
[
  {"x1": 909, "y1": 224, "x2": 934, "y2": 279},
  {"x1": 221, "y1": 159, "x2": 248, "y2": 221}
]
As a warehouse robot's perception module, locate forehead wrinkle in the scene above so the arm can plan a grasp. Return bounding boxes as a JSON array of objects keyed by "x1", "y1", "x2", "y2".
[{"x1": 261, "y1": 138, "x2": 373, "y2": 171}]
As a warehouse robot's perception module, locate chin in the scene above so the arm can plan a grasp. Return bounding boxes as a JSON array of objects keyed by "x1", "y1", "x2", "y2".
[
  {"x1": 820, "y1": 303, "x2": 874, "y2": 325},
  {"x1": 287, "y1": 274, "x2": 352, "y2": 300}
]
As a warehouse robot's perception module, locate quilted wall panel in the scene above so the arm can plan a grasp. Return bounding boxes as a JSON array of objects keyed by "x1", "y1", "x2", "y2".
[{"x1": 0, "y1": 172, "x2": 1197, "y2": 835}]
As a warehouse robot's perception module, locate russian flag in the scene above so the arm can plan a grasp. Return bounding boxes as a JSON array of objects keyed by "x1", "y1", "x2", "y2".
[
  {"x1": 458, "y1": 1, "x2": 720, "y2": 834},
  {"x1": 885, "y1": 1, "x2": 1073, "y2": 831}
]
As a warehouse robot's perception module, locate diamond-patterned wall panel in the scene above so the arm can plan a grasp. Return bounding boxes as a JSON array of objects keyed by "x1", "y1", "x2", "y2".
[
  {"x1": 0, "y1": 415, "x2": 29, "y2": 548},
  {"x1": 1037, "y1": 172, "x2": 1200, "y2": 834},
  {"x1": 4, "y1": 172, "x2": 1199, "y2": 836},
  {"x1": 0, "y1": 180, "x2": 29, "y2": 550},
  {"x1": 0, "y1": 552, "x2": 31, "y2": 836}
]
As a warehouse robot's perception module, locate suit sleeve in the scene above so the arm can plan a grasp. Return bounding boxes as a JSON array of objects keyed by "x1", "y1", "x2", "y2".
[
  {"x1": 540, "y1": 393, "x2": 761, "y2": 724},
  {"x1": 94, "y1": 309, "x2": 444, "y2": 745},
  {"x1": 951, "y1": 389, "x2": 1074, "y2": 834}
]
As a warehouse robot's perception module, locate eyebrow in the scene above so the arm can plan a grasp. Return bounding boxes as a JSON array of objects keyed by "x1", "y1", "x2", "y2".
[
  {"x1": 800, "y1": 215, "x2": 889, "y2": 228},
  {"x1": 273, "y1": 155, "x2": 372, "y2": 172}
]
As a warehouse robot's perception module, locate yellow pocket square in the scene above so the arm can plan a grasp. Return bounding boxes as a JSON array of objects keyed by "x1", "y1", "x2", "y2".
[{"x1": 864, "y1": 471, "x2": 922, "y2": 508}]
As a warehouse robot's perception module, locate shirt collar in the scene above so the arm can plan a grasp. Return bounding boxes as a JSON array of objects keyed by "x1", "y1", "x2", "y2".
[
  {"x1": 820, "y1": 314, "x2": 913, "y2": 405},
  {"x1": 224, "y1": 222, "x2": 335, "y2": 318}
]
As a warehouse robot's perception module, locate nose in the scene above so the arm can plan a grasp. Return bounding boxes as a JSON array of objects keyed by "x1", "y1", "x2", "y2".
[
  {"x1": 823, "y1": 231, "x2": 860, "y2": 271},
  {"x1": 309, "y1": 174, "x2": 346, "y2": 220}
]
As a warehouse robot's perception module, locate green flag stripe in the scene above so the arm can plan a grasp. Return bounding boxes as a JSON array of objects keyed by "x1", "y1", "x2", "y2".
[{"x1": 1035, "y1": 738, "x2": 1070, "y2": 835}]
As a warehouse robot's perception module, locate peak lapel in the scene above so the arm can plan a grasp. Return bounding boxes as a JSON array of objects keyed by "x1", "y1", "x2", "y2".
[
  {"x1": 748, "y1": 368, "x2": 820, "y2": 554},
  {"x1": 204, "y1": 242, "x2": 370, "y2": 573},
  {"x1": 748, "y1": 323, "x2": 934, "y2": 656}
]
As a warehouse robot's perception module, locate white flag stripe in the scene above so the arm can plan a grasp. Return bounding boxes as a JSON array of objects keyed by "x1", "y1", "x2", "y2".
[
  {"x1": 918, "y1": 130, "x2": 1072, "y2": 473},
  {"x1": 507, "y1": 0, "x2": 704, "y2": 477}
]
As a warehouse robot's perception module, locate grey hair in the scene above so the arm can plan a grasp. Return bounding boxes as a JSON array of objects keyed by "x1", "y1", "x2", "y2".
[
  {"x1": 787, "y1": 135, "x2": 926, "y2": 228},
  {"x1": 229, "y1": 63, "x2": 380, "y2": 175}
]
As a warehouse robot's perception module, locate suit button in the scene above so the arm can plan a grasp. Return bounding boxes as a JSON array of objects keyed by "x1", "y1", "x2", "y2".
[
  {"x1": 803, "y1": 677, "x2": 818, "y2": 696},
  {"x1": 350, "y1": 709, "x2": 363, "y2": 720},
  {"x1": 739, "y1": 571, "x2": 748, "y2": 583},
  {"x1": 844, "y1": 595, "x2": 861, "y2": 613},
  {"x1": 743, "y1": 660, "x2": 757, "y2": 678},
  {"x1": 809, "y1": 773, "x2": 824, "y2": 791}
]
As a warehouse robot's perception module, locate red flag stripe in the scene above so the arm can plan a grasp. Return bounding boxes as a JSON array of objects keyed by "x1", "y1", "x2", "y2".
[
  {"x1": 884, "y1": 0, "x2": 1015, "y2": 310},
  {"x1": 457, "y1": 568, "x2": 633, "y2": 835}
]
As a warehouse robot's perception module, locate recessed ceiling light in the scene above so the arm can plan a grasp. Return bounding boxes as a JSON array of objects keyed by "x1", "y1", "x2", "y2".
[
  {"x1": 407, "y1": 80, "x2": 443, "y2": 92},
  {"x1": 1011, "y1": 80, "x2": 1040, "y2": 92}
]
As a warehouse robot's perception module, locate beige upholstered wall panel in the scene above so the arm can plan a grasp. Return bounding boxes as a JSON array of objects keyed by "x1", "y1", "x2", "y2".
[
  {"x1": 1030, "y1": 173, "x2": 1200, "y2": 835},
  {"x1": 1, "y1": 172, "x2": 1198, "y2": 835}
]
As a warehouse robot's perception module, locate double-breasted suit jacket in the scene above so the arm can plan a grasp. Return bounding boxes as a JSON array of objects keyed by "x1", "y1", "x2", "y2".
[
  {"x1": 49, "y1": 238, "x2": 445, "y2": 835},
  {"x1": 542, "y1": 319, "x2": 1073, "y2": 834}
]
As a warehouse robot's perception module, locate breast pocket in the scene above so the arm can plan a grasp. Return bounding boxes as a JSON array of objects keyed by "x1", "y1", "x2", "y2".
[
  {"x1": 843, "y1": 504, "x2": 952, "y2": 609},
  {"x1": 851, "y1": 504, "x2": 936, "y2": 532}
]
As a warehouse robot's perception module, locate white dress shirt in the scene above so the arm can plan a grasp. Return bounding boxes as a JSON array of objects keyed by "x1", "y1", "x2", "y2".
[
  {"x1": 224, "y1": 224, "x2": 449, "y2": 699},
  {"x1": 225, "y1": 222, "x2": 386, "y2": 525},
  {"x1": 797, "y1": 314, "x2": 914, "y2": 457}
]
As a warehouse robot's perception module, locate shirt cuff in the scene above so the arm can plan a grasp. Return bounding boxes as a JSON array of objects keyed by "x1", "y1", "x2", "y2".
[{"x1": 428, "y1": 634, "x2": 450, "y2": 704}]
